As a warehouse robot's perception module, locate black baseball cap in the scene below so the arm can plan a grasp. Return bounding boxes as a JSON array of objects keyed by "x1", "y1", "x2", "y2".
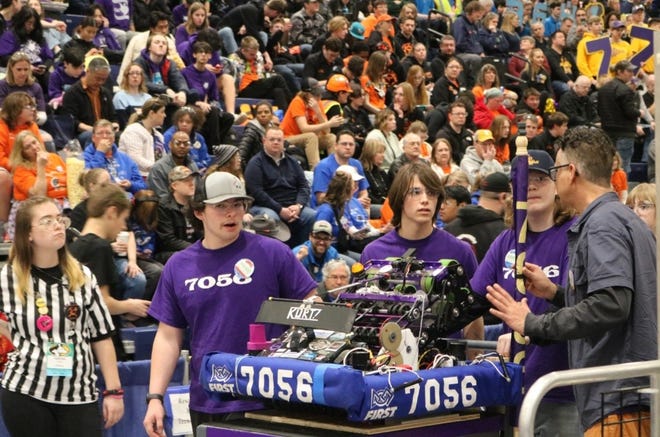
[{"x1": 511, "y1": 150, "x2": 554, "y2": 176}]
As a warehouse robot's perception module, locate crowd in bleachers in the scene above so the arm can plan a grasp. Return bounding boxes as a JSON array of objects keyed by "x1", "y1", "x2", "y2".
[{"x1": 0, "y1": 0, "x2": 656, "y2": 328}]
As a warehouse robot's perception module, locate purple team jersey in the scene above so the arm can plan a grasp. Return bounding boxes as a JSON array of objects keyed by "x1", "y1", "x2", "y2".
[
  {"x1": 149, "y1": 231, "x2": 317, "y2": 413},
  {"x1": 471, "y1": 219, "x2": 576, "y2": 402},
  {"x1": 360, "y1": 228, "x2": 478, "y2": 278}
]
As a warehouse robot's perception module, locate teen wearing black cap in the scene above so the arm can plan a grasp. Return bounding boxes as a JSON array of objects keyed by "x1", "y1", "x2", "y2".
[{"x1": 444, "y1": 171, "x2": 510, "y2": 261}]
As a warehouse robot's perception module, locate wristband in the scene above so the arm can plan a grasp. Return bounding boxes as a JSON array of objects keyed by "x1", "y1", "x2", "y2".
[
  {"x1": 146, "y1": 393, "x2": 164, "y2": 404},
  {"x1": 103, "y1": 388, "x2": 124, "y2": 397}
]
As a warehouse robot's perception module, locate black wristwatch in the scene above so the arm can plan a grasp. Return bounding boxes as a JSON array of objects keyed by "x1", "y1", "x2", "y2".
[{"x1": 146, "y1": 393, "x2": 164, "y2": 405}]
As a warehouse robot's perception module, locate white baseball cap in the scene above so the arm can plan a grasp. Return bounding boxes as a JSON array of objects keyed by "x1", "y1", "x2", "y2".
[{"x1": 335, "y1": 164, "x2": 364, "y2": 181}]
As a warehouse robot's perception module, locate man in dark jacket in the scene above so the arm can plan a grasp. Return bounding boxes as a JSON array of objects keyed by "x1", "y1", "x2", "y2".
[
  {"x1": 529, "y1": 111, "x2": 569, "y2": 160},
  {"x1": 148, "y1": 131, "x2": 200, "y2": 199},
  {"x1": 436, "y1": 101, "x2": 473, "y2": 163},
  {"x1": 597, "y1": 60, "x2": 642, "y2": 173},
  {"x1": 558, "y1": 75, "x2": 598, "y2": 127},
  {"x1": 444, "y1": 171, "x2": 509, "y2": 262},
  {"x1": 61, "y1": 56, "x2": 117, "y2": 146},
  {"x1": 155, "y1": 165, "x2": 202, "y2": 263},
  {"x1": 452, "y1": 1, "x2": 486, "y2": 87},
  {"x1": 546, "y1": 30, "x2": 579, "y2": 98},
  {"x1": 244, "y1": 126, "x2": 315, "y2": 247}
]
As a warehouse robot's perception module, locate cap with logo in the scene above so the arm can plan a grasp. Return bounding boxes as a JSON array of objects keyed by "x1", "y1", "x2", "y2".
[
  {"x1": 312, "y1": 220, "x2": 333, "y2": 236},
  {"x1": 168, "y1": 166, "x2": 199, "y2": 183},
  {"x1": 474, "y1": 129, "x2": 495, "y2": 143},
  {"x1": 202, "y1": 172, "x2": 253, "y2": 204},
  {"x1": 511, "y1": 149, "x2": 554, "y2": 175},
  {"x1": 335, "y1": 164, "x2": 364, "y2": 181},
  {"x1": 479, "y1": 172, "x2": 511, "y2": 193},
  {"x1": 249, "y1": 214, "x2": 291, "y2": 242},
  {"x1": 610, "y1": 20, "x2": 626, "y2": 29},
  {"x1": 632, "y1": 4, "x2": 645, "y2": 13}
]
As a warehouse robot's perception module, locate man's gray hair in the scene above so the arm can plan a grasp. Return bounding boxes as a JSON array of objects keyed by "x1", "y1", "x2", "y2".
[
  {"x1": 86, "y1": 56, "x2": 111, "y2": 73},
  {"x1": 322, "y1": 259, "x2": 350, "y2": 281}
]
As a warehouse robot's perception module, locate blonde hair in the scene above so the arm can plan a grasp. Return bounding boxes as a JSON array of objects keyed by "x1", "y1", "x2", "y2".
[
  {"x1": 627, "y1": 183, "x2": 656, "y2": 208},
  {"x1": 9, "y1": 131, "x2": 44, "y2": 170},
  {"x1": 10, "y1": 197, "x2": 85, "y2": 304},
  {"x1": 359, "y1": 138, "x2": 386, "y2": 172},
  {"x1": 406, "y1": 65, "x2": 429, "y2": 106}
]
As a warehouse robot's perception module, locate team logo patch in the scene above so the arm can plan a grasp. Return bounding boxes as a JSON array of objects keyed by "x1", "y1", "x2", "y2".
[
  {"x1": 210, "y1": 364, "x2": 232, "y2": 383},
  {"x1": 370, "y1": 388, "x2": 394, "y2": 409}
]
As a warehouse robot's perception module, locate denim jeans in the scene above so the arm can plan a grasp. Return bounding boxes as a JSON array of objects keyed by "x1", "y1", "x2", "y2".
[
  {"x1": 614, "y1": 136, "x2": 635, "y2": 174},
  {"x1": 114, "y1": 257, "x2": 147, "y2": 300}
]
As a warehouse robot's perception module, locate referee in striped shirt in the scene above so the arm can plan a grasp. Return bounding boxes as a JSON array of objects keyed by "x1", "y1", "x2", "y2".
[{"x1": 0, "y1": 197, "x2": 124, "y2": 436}]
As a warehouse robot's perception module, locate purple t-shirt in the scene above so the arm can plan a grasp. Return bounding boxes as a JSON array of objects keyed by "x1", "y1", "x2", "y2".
[
  {"x1": 360, "y1": 228, "x2": 478, "y2": 339},
  {"x1": 148, "y1": 231, "x2": 317, "y2": 413},
  {"x1": 181, "y1": 65, "x2": 220, "y2": 102},
  {"x1": 470, "y1": 218, "x2": 576, "y2": 402},
  {"x1": 360, "y1": 228, "x2": 478, "y2": 278},
  {"x1": 97, "y1": 0, "x2": 132, "y2": 30}
]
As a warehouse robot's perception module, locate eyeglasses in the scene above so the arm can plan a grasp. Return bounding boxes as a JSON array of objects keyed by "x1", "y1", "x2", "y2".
[
  {"x1": 173, "y1": 140, "x2": 191, "y2": 147},
  {"x1": 34, "y1": 215, "x2": 71, "y2": 229},
  {"x1": 528, "y1": 174, "x2": 551, "y2": 184},
  {"x1": 548, "y1": 163, "x2": 570, "y2": 181},
  {"x1": 328, "y1": 274, "x2": 349, "y2": 281},
  {"x1": 127, "y1": 71, "x2": 142, "y2": 76},
  {"x1": 407, "y1": 187, "x2": 439, "y2": 198},
  {"x1": 311, "y1": 234, "x2": 334, "y2": 243},
  {"x1": 209, "y1": 200, "x2": 245, "y2": 212},
  {"x1": 632, "y1": 202, "x2": 655, "y2": 212}
]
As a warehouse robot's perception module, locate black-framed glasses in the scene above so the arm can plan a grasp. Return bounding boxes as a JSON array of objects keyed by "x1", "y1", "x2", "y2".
[
  {"x1": 311, "y1": 234, "x2": 334, "y2": 243},
  {"x1": 548, "y1": 163, "x2": 570, "y2": 181}
]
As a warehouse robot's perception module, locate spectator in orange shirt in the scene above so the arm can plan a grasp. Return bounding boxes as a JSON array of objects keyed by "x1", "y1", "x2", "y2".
[
  {"x1": 0, "y1": 91, "x2": 43, "y2": 172},
  {"x1": 7, "y1": 130, "x2": 67, "y2": 240},
  {"x1": 611, "y1": 151, "x2": 628, "y2": 203},
  {"x1": 280, "y1": 78, "x2": 344, "y2": 168},
  {"x1": 490, "y1": 114, "x2": 513, "y2": 164},
  {"x1": 362, "y1": 0, "x2": 394, "y2": 39},
  {"x1": 361, "y1": 51, "x2": 389, "y2": 113}
]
